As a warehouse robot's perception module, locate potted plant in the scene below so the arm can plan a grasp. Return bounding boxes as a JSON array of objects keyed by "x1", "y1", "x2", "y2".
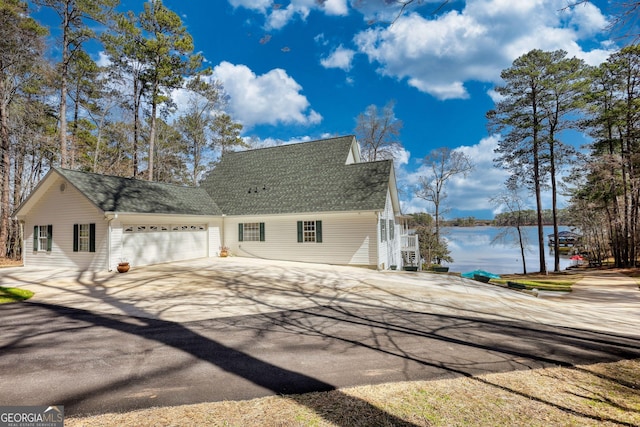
[
  {"x1": 117, "y1": 259, "x2": 130, "y2": 273},
  {"x1": 219, "y1": 246, "x2": 229, "y2": 257}
]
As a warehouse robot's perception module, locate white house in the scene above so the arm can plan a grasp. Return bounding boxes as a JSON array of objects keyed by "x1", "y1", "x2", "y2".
[{"x1": 13, "y1": 135, "x2": 419, "y2": 271}]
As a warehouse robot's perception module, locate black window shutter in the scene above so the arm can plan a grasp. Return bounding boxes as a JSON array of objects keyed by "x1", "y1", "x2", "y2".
[
  {"x1": 297, "y1": 221, "x2": 303, "y2": 243},
  {"x1": 73, "y1": 224, "x2": 79, "y2": 252},
  {"x1": 89, "y1": 223, "x2": 96, "y2": 252},
  {"x1": 33, "y1": 226, "x2": 38, "y2": 251},
  {"x1": 316, "y1": 221, "x2": 322, "y2": 243},
  {"x1": 238, "y1": 223, "x2": 243, "y2": 242},
  {"x1": 46, "y1": 225, "x2": 53, "y2": 252},
  {"x1": 259, "y1": 222, "x2": 265, "y2": 242}
]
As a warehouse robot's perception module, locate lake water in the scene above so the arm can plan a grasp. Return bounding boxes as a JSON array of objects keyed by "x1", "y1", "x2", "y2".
[{"x1": 443, "y1": 226, "x2": 573, "y2": 275}]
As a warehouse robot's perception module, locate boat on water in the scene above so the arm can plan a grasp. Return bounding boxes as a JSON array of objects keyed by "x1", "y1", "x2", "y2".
[{"x1": 548, "y1": 230, "x2": 581, "y2": 253}]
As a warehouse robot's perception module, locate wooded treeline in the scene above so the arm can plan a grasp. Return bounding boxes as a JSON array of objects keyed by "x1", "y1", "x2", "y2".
[
  {"x1": 489, "y1": 45, "x2": 640, "y2": 271},
  {"x1": 493, "y1": 209, "x2": 571, "y2": 227},
  {"x1": 0, "y1": 0, "x2": 246, "y2": 259}
]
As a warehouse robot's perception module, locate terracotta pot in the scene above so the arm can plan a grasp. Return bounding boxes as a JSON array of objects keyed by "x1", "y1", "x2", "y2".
[
  {"x1": 117, "y1": 263, "x2": 130, "y2": 273},
  {"x1": 219, "y1": 250, "x2": 228, "y2": 258}
]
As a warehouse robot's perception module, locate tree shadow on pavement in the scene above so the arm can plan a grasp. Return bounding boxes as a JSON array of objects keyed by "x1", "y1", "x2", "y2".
[
  {"x1": 2, "y1": 301, "x2": 418, "y2": 426},
  {"x1": 2, "y1": 261, "x2": 640, "y2": 426}
]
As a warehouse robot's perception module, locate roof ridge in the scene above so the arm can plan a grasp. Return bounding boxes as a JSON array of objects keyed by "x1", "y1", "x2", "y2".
[
  {"x1": 222, "y1": 134, "x2": 355, "y2": 156},
  {"x1": 349, "y1": 158, "x2": 393, "y2": 166},
  {"x1": 55, "y1": 167, "x2": 200, "y2": 190}
]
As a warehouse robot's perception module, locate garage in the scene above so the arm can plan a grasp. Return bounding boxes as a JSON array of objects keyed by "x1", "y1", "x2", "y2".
[{"x1": 122, "y1": 224, "x2": 208, "y2": 266}]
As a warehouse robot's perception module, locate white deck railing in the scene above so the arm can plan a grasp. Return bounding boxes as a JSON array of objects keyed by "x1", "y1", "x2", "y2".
[{"x1": 401, "y1": 234, "x2": 418, "y2": 250}]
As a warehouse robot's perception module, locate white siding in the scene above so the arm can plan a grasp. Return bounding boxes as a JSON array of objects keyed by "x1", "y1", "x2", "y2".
[
  {"x1": 208, "y1": 223, "x2": 222, "y2": 257},
  {"x1": 225, "y1": 212, "x2": 378, "y2": 267},
  {"x1": 23, "y1": 176, "x2": 108, "y2": 270},
  {"x1": 377, "y1": 190, "x2": 401, "y2": 269},
  {"x1": 21, "y1": 175, "x2": 224, "y2": 272}
]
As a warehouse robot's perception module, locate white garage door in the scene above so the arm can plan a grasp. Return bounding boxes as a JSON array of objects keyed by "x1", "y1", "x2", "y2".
[{"x1": 122, "y1": 224, "x2": 207, "y2": 266}]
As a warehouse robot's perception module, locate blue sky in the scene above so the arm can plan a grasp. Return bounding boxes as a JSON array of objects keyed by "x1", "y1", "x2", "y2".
[{"x1": 35, "y1": 0, "x2": 618, "y2": 219}]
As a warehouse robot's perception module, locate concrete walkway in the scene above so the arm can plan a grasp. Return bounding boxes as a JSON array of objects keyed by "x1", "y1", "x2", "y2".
[{"x1": 568, "y1": 270, "x2": 640, "y2": 304}]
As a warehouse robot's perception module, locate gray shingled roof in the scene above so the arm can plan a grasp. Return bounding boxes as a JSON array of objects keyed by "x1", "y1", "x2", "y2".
[
  {"x1": 201, "y1": 135, "x2": 392, "y2": 215},
  {"x1": 56, "y1": 168, "x2": 221, "y2": 215}
]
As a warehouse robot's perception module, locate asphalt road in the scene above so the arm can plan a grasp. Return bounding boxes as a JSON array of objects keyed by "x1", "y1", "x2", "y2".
[{"x1": 2, "y1": 298, "x2": 639, "y2": 416}]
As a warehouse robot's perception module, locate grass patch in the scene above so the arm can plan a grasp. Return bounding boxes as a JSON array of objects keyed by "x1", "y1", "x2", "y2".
[
  {"x1": 0, "y1": 286, "x2": 34, "y2": 304},
  {"x1": 492, "y1": 279, "x2": 573, "y2": 292},
  {"x1": 494, "y1": 273, "x2": 582, "y2": 292},
  {"x1": 66, "y1": 358, "x2": 640, "y2": 427}
]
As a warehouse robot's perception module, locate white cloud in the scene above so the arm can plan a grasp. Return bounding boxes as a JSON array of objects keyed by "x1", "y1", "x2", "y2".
[
  {"x1": 247, "y1": 135, "x2": 314, "y2": 149},
  {"x1": 396, "y1": 134, "x2": 574, "y2": 216},
  {"x1": 320, "y1": 45, "x2": 356, "y2": 71},
  {"x1": 399, "y1": 135, "x2": 510, "y2": 214},
  {"x1": 354, "y1": 0, "x2": 616, "y2": 100},
  {"x1": 228, "y1": 0, "x2": 271, "y2": 13},
  {"x1": 349, "y1": 0, "x2": 424, "y2": 23},
  {"x1": 324, "y1": 0, "x2": 349, "y2": 15},
  {"x1": 212, "y1": 61, "x2": 322, "y2": 128},
  {"x1": 230, "y1": 0, "x2": 348, "y2": 30},
  {"x1": 568, "y1": 1, "x2": 608, "y2": 37}
]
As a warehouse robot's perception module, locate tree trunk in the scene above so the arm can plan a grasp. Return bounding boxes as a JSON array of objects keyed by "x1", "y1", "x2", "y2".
[
  {"x1": 148, "y1": 82, "x2": 158, "y2": 181},
  {"x1": 133, "y1": 78, "x2": 141, "y2": 177},
  {"x1": 59, "y1": 9, "x2": 70, "y2": 168},
  {"x1": 517, "y1": 225, "x2": 527, "y2": 275},
  {"x1": 532, "y1": 103, "x2": 547, "y2": 274},
  {"x1": 11, "y1": 144, "x2": 24, "y2": 259},
  {"x1": 0, "y1": 94, "x2": 10, "y2": 258},
  {"x1": 549, "y1": 133, "x2": 560, "y2": 272}
]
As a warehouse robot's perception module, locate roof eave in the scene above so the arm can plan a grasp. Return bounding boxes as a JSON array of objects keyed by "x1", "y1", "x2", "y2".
[{"x1": 12, "y1": 168, "x2": 78, "y2": 219}]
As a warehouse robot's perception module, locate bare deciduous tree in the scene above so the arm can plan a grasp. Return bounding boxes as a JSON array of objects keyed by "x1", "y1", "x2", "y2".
[
  {"x1": 416, "y1": 147, "x2": 473, "y2": 264},
  {"x1": 354, "y1": 100, "x2": 403, "y2": 162},
  {"x1": 490, "y1": 189, "x2": 530, "y2": 274}
]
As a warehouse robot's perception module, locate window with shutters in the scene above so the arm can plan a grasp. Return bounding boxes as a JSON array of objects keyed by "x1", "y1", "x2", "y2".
[
  {"x1": 239, "y1": 222, "x2": 265, "y2": 242},
  {"x1": 73, "y1": 223, "x2": 96, "y2": 252},
  {"x1": 34, "y1": 225, "x2": 52, "y2": 252},
  {"x1": 297, "y1": 220, "x2": 322, "y2": 243}
]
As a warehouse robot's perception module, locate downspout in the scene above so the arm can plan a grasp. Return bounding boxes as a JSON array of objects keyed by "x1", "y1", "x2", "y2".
[
  {"x1": 105, "y1": 213, "x2": 117, "y2": 271},
  {"x1": 221, "y1": 214, "x2": 225, "y2": 256},
  {"x1": 19, "y1": 220, "x2": 24, "y2": 266},
  {"x1": 377, "y1": 211, "x2": 382, "y2": 270}
]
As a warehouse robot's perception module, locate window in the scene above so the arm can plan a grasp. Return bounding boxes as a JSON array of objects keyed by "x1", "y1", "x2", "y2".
[
  {"x1": 33, "y1": 225, "x2": 52, "y2": 252},
  {"x1": 73, "y1": 223, "x2": 95, "y2": 252},
  {"x1": 380, "y1": 219, "x2": 387, "y2": 242},
  {"x1": 297, "y1": 220, "x2": 322, "y2": 243},
  {"x1": 239, "y1": 222, "x2": 265, "y2": 242},
  {"x1": 389, "y1": 219, "x2": 395, "y2": 240}
]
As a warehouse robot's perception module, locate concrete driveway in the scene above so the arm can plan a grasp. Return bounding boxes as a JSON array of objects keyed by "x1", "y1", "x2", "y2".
[
  {"x1": 1, "y1": 258, "x2": 639, "y2": 416},
  {"x1": 1, "y1": 257, "x2": 639, "y2": 333}
]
